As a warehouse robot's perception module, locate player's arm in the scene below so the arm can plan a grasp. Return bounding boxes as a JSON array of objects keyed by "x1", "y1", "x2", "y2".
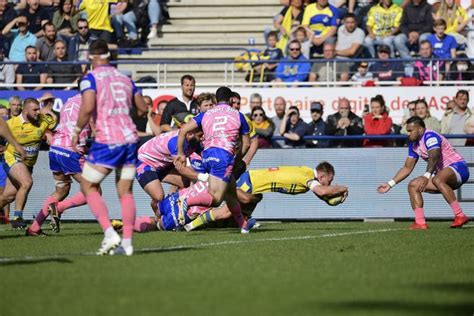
[
  {"x1": 0, "y1": 120, "x2": 26, "y2": 160},
  {"x1": 239, "y1": 113, "x2": 251, "y2": 158},
  {"x1": 414, "y1": 147, "x2": 441, "y2": 192},
  {"x1": 311, "y1": 183, "x2": 348, "y2": 199},
  {"x1": 133, "y1": 83, "x2": 148, "y2": 114},
  {"x1": 241, "y1": 133, "x2": 250, "y2": 158},
  {"x1": 174, "y1": 119, "x2": 199, "y2": 169},
  {"x1": 377, "y1": 157, "x2": 417, "y2": 193}
]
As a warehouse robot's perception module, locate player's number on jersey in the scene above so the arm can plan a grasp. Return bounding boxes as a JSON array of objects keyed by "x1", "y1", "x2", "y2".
[
  {"x1": 212, "y1": 116, "x2": 228, "y2": 132},
  {"x1": 193, "y1": 182, "x2": 207, "y2": 193}
]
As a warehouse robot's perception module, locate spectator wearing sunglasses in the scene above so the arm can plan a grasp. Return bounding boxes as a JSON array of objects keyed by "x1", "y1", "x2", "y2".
[
  {"x1": 251, "y1": 106, "x2": 274, "y2": 148},
  {"x1": 68, "y1": 19, "x2": 93, "y2": 72},
  {"x1": 273, "y1": 40, "x2": 311, "y2": 86}
]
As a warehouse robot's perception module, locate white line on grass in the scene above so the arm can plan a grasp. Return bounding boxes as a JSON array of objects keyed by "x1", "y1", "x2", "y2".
[{"x1": 0, "y1": 228, "x2": 401, "y2": 263}]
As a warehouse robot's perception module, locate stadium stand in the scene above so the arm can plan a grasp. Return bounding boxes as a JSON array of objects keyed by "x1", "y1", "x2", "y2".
[{"x1": 117, "y1": 0, "x2": 281, "y2": 83}]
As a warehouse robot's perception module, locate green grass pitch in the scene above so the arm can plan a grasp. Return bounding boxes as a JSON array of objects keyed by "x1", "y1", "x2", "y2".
[{"x1": 1, "y1": 221, "x2": 473, "y2": 316}]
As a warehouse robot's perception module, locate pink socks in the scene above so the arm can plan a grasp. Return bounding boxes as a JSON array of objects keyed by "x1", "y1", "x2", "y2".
[
  {"x1": 120, "y1": 193, "x2": 136, "y2": 240},
  {"x1": 57, "y1": 192, "x2": 87, "y2": 214},
  {"x1": 87, "y1": 191, "x2": 111, "y2": 231},
  {"x1": 188, "y1": 191, "x2": 214, "y2": 208},
  {"x1": 228, "y1": 203, "x2": 245, "y2": 228},
  {"x1": 449, "y1": 201, "x2": 464, "y2": 217},
  {"x1": 134, "y1": 216, "x2": 154, "y2": 232},
  {"x1": 414, "y1": 208, "x2": 426, "y2": 225},
  {"x1": 30, "y1": 196, "x2": 58, "y2": 232}
]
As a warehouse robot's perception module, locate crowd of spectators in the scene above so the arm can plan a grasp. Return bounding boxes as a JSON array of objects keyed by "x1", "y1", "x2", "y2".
[
  {"x1": 249, "y1": 0, "x2": 474, "y2": 85},
  {"x1": 0, "y1": 0, "x2": 169, "y2": 89}
]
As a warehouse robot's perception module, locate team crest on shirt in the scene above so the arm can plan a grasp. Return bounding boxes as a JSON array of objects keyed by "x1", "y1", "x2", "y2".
[
  {"x1": 323, "y1": 17, "x2": 329, "y2": 23},
  {"x1": 426, "y1": 137, "x2": 438, "y2": 147}
]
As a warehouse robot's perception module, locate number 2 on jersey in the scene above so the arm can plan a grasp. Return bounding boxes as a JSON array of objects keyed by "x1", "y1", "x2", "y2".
[{"x1": 212, "y1": 116, "x2": 228, "y2": 132}]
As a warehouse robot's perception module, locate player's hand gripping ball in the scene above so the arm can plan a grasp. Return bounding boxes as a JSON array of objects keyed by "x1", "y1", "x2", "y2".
[{"x1": 323, "y1": 191, "x2": 348, "y2": 206}]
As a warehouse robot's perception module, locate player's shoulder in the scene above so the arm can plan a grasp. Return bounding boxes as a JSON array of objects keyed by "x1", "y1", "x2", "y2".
[
  {"x1": 423, "y1": 130, "x2": 442, "y2": 147},
  {"x1": 40, "y1": 113, "x2": 56, "y2": 126}
]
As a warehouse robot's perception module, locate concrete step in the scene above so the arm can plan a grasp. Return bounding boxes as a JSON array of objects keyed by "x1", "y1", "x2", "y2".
[
  {"x1": 120, "y1": 49, "x2": 242, "y2": 59},
  {"x1": 169, "y1": 6, "x2": 278, "y2": 19},
  {"x1": 170, "y1": 18, "x2": 273, "y2": 26},
  {"x1": 120, "y1": 63, "x2": 237, "y2": 73},
  {"x1": 148, "y1": 33, "x2": 266, "y2": 46},
  {"x1": 168, "y1": 0, "x2": 279, "y2": 7},
  {"x1": 161, "y1": 24, "x2": 267, "y2": 33}
]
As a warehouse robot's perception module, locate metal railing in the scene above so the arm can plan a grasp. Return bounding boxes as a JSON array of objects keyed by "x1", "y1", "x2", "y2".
[{"x1": 1, "y1": 57, "x2": 474, "y2": 89}]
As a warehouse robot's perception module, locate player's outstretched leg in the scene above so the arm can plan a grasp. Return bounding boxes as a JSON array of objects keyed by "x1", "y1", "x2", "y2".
[
  {"x1": 407, "y1": 178, "x2": 428, "y2": 230},
  {"x1": 431, "y1": 167, "x2": 469, "y2": 228}
]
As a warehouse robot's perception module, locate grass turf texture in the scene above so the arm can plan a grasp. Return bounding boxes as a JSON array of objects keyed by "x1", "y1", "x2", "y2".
[{"x1": 0, "y1": 222, "x2": 473, "y2": 316}]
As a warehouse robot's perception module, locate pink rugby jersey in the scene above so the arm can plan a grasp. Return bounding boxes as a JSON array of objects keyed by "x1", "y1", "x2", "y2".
[
  {"x1": 138, "y1": 130, "x2": 199, "y2": 169},
  {"x1": 408, "y1": 129, "x2": 465, "y2": 172},
  {"x1": 80, "y1": 65, "x2": 139, "y2": 145},
  {"x1": 192, "y1": 103, "x2": 250, "y2": 155},
  {"x1": 179, "y1": 181, "x2": 210, "y2": 217},
  {"x1": 51, "y1": 94, "x2": 90, "y2": 153}
]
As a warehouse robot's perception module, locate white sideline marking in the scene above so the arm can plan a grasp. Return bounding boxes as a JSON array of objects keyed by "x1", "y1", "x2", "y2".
[{"x1": 0, "y1": 228, "x2": 400, "y2": 263}]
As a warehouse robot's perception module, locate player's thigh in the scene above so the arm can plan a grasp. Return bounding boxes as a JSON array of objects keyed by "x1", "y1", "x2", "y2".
[
  {"x1": 236, "y1": 189, "x2": 260, "y2": 204},
  {"x1": 52, "y1": 172, "x2": 72, "y2": 194},
  {"x1": 115, "y1": 165, "x2": 136, "y2": 198},
  {"x1": 143, "y1": 179, "x2": 165, "y2": 201},
  {"x1": 208, "y1": 176, "x2": 227, "y2": 201},
  {"x1": 433, "y1": 167, "x2": 460, "y2": 189},
  {"x1": 9, "y1": 163, "x2": 33, "y2": 188},
  {"x1": 162, "y1": 170, "x2": 189, "y2": 188},
  {"x1": 71, "y1": 172, "x2": 84, "y2": 184}
]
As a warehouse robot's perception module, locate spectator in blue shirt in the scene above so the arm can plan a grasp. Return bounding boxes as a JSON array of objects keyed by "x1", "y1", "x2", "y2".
[
  {"x1": 427, "y1": 19, "x2": 457, "y2": 59},
  {"x1": 1, "y1": 16, "x2": 37, "y2": 62},
  {"x1": 273, "y1": 40, "x2": 311, "y2": 86},
  {"x1": 279, "y1": 105, "x2": 308, "y2": 148}
]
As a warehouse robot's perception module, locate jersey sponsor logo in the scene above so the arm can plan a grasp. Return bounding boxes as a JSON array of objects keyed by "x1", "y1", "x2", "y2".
[
  {"x1": 426, "y1": 137, "x2": 439, "y2": 148},
  {"x1": 80, "y1": 79, "x2": 91, "y2": 91}
]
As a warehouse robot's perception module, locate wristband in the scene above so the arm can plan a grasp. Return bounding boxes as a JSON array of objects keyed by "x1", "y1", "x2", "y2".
[
  {"x1": 388, "y1": 179, "x2": 396, "y2": 188},
  {"x1": 197, "y1": 173, "x2": 209, "y2": 182},
  {"x1": 423, "y1": 172, "x2": 432, "y2": 179}
]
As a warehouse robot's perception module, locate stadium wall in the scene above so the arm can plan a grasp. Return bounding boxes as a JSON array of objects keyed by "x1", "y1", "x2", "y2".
[
  {"x1": 24, "y1": 148, "x2": 474, "y2": 221},
  {"x1": 0, "y1": 86, "x2": 469, "y2": 125}
]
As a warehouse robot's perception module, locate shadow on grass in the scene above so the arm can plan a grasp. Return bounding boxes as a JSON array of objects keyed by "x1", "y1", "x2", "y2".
[
  {"x1": 136, "y1": 246, "x2": 196, "y2": 255},
  {"x1": 419, "y1": 282, "x2": 474, "y2": 294},
  {"x1": 322, "y1": 300, "x2": 474, "y2": 315},
  {"x1": 0, "y1": 257, "x2": 73, "y2": 266}
]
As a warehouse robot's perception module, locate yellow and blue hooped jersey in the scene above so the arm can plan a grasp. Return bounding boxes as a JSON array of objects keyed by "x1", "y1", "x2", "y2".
[
  {"x1": 302, "y1": 3, "x2": 339, "y2": 36},
  {"x1": 237, "y1": 166, "x2": 318, "y2": 195}
]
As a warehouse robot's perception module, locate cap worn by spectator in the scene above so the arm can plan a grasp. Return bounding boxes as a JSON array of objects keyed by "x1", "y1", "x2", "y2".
[
  {"x1": 358, "y1": 62, "x2": 369, "y2": 68},
  {"x1": 311, "y1": 102, "x2": 323, "y2": 112},
  {"x1": 377, "y1": 45, "x2": 391, "y2": 54}
]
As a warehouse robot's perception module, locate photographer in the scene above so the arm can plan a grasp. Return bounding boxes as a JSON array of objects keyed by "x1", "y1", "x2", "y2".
[
  {"x1": 326, "y1": 98, "x2": 363, "y2": 147},
  {"x1": 279, "y1": 106, "x2": 307, "y2": 148}
]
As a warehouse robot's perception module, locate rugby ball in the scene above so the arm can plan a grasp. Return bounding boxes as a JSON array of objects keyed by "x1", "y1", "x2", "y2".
[{"x1": 323, "y1": 192, "x2": 348, "y2": 206}]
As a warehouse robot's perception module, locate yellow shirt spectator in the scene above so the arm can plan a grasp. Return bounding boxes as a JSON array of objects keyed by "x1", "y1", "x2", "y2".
[
  {"x1": 435, "y1": 4, "x2": 468, "y2": 34},
  {"x1": 79, "y1": 0, "x2": 119, "y2": 33},
  {"x1": 302, "y1": 3, "x2": 339, "y2": 37},
  {"x1": 5, "y1": 114, "x2": 56, "y2": 168},
  {"x1": 366, "y1": 2, "x2": 403, "y2": 37}
]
